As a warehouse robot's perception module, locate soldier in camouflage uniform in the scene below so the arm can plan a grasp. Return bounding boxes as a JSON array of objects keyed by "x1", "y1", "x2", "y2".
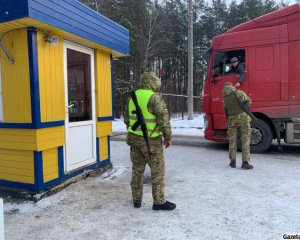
[
  {"x1": 222, "y1": 82, "x2": 253, "y2": 169},
  {"x1": 124, "y1": 72, "x2": 176, "y2": 210}
]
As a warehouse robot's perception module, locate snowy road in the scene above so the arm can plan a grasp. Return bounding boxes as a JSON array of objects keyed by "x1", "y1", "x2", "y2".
[{"x1": 3, "y1": 139, "x2": 300, "y2": 240}]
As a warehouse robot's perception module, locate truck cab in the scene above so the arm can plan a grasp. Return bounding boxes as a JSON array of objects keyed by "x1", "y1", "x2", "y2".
[{"x1": 202, "y1": 4, "x2": 300, "y2": 152}]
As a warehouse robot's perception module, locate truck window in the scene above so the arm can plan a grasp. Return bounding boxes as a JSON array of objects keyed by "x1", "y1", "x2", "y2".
[{"x1": 213, "y1": 50, "x2": 245, "y2": 76}]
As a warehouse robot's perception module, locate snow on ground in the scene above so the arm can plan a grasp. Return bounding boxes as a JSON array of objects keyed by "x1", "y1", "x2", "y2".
[
  {"x1": 113, "y1": 114, "x2": 204, "y2": 137},
  {"x1": 3, "y1": 139, "x2": 300, "y2": 240}
]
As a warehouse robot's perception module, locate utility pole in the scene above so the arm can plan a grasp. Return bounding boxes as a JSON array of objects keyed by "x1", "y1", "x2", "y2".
[{"x1": 188, "y1": 0, "x2": 193, "y2": 120}]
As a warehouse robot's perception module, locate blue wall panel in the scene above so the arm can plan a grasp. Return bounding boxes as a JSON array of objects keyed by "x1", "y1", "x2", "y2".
[
  {"x1": 0, "y1": 0, "x2": 29, "y2": 23},
  {"x1": 0, "y1": 0, "x2": 129, "y2": 55},
  {"x1": 29, "y1": 0, "x2": 130, "y2": 55}
]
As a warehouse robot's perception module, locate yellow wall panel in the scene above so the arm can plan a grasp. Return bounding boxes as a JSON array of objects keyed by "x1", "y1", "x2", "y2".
[
  {"x1": 97, "y1": 121, "x2": 112, "y2": 137},
  {"x1": 36, "y1": 126, "x2": 65, "y2": 151},
  {"x1": 37, "y1": 32, "x2": 65, "y2": 122},
  {"x1": 99, "y1": 137, "x2": 108, "y2": 161},
  {"x1": 95, "y1": 50, "x2": 112, "y2": 118},
  {"x1": 0, "y1": 149, "x2": 34, "y2": 184},
  {"x1": 0, "y1": 127, "x2": 65, "y2": 151},
  {"x1": 0, "y1": 129, "x2": 37, "y2": 150},
  {"x1": 1, "y1": 29, "x2": 31, "y2": 123},
  {"x1": 43, "y1": 148, "x2": 58, "y2": 183}
]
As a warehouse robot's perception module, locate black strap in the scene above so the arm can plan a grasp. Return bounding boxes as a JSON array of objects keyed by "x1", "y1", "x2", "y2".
[
  {"x1": 130, "y1": 91, "x2": 152, "y2": 159},
  {"x1": 231, "y1": 89, "x2": 257, "y2": 122}
]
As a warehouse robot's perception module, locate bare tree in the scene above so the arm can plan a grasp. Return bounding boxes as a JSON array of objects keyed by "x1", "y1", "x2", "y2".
[{"x1": 140, "y1": 7, "x2": 169, "y2": 71}]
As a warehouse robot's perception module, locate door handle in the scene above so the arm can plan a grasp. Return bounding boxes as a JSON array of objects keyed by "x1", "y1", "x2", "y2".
[{"x1": 66, "y1": 104, "x2": 75, "y2": 114}]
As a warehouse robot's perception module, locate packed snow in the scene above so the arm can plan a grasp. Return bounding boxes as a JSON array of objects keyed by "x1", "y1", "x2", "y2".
[{"x1": 113, "y1": 114, "x2": 204, "y2": 137}]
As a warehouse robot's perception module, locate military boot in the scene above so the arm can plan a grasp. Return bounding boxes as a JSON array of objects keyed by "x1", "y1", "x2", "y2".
[
  {"x1": 152, "y1": 201, "x2": 176, "y2": 211},
  {"x1": 133, "y1": 201, "x2": 141, "y2": 208},
  {"x1": 241, "y1": 161, "x2": 253, "y2": 170},
  {"x1": 229, "y1": 160, "x2": 236, "y2": 168}
]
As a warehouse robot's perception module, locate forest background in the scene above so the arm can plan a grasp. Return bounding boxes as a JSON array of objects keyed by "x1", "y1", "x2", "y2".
[{"x1": 80, "y1": 0, "x2": 298, "y2": 118}]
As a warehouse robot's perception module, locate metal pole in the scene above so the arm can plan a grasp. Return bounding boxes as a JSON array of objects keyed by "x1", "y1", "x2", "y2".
[
  {"x1": 0, "y1": 198, "x2": 4, "y2": 240},
  {"x1": 188, "y1": 0, "x2": 193, "y2": 120}
]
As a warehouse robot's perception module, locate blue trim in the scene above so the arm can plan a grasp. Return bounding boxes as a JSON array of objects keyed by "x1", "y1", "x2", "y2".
[
  {"x1": 57, "y1": 146, "x2": 64, "y2": 178},
  {"x1": 98, "y1": 159, "x2": 110, "y2": 167},
  {"x1": 0, "y1": 120, "x2": 64, "y2": 129},
  {"x1": 111, "y1": 54, "x2": 115, "y2": 120},
  {"x1": 0, "y1": 180, "x2": 37, "y2": 192},
  {"x1": 34, "y1": 151, "x2": 44, "y2": 192},
  {"x1": 0, "y1": 123, "x2": 33, "y2": 128},
  {"x1": 98, "y1": 116, "x2": 114, "y2": 122},
  {"x1": 108, "y1": 135, "x2": 111, "y2": 162},
  {"x1": 96, "y1": 138, "x2": 100, "y2": 163},
  {"x1": 27, "y1": 28, "x2": 41, "y2": 129},
  {"x1": 39, "y1": 121, "x2": 65, "y2": 128},
  {"x1": 0, "y1": 0, "x2": 29, "y2": 23}
]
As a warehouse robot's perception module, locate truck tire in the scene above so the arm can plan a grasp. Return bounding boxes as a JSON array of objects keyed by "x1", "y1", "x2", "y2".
[{"x1": 237, "y1": 119, "x2": 273, "y2": 153}]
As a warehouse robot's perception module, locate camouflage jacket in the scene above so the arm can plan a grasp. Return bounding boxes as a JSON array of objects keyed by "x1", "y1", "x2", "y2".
[
  {"x1": 124, "y1": 72, "x2": 172, "y2": 143},
  {"x1": 222, "y1": 82, "x2": 252, "y2": 120}
]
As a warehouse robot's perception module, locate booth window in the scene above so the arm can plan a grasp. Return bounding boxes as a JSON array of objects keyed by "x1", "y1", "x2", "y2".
[
  {"x1": 213, "y1": 49, "x2": 245, "y2": 76},
  {"x1": 0, "y1": 62, "x2": 3, "y2": 122}
]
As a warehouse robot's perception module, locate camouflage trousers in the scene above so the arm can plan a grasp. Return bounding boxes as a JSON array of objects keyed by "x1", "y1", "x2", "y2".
[
  {"x1": 127, "y1": 133, "x2": 165, "y2": 204},
  {"x1": 227, "y1": 113, "x2": 251, "y2": 162}
]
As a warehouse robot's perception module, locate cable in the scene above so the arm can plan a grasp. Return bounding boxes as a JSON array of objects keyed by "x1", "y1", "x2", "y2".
[{"x1": 0, "y1": 27, "x2": 36, "y2": 64}]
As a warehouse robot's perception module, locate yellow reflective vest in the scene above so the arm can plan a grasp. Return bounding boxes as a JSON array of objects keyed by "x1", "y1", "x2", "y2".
[{"x1": 128, "y1": 89, "x2": 161, "y2": 137}]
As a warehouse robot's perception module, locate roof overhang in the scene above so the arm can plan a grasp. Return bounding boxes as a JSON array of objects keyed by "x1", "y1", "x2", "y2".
[{"x1": 0, "y1": 0, "x2": 130, "y2": 57}]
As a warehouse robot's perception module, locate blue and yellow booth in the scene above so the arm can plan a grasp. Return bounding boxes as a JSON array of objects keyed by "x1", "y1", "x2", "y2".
[{"x1": 0, "y1": 0, "x2": 129, "y2": 192}]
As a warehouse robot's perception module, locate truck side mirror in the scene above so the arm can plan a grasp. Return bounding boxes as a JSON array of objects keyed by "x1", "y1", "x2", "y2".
[{"x1": 224, "y1": 65, "x2": 231, "y2": 73}]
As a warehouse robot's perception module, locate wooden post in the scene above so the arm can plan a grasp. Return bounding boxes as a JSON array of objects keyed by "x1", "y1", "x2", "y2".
[{"x1": 0, "y1": 198, "x2": 4, "y2": 240}]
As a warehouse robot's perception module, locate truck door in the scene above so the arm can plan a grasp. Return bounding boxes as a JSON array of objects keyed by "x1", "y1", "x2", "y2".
[
  {"x1": 210, "y1": 49, "x2": 248, "y2": 130},
  {"x1": 248, "y1": 44, "x2": 282, "y2": 104},
  {"x1": 288, "y1": 41, "x2": 300, "y2": 119}
]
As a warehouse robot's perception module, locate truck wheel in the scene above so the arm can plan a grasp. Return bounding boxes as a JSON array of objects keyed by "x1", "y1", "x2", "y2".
[{"x1": 237, "y1": 119, "x2": 273, "y2": 153}]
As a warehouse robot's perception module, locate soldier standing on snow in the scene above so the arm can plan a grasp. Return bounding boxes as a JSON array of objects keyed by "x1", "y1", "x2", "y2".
[
  {"x1": 222, "y1": 82, "x2": 253, "y2": 170},
  {"x1": 124, "y1": 72, "x2": 176, "y2": 211}
]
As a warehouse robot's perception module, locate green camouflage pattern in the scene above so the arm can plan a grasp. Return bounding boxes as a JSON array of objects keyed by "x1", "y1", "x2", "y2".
[
  {"x1": 129, "y1": 135, "x2": 165, "y2": 204},
  {"x1": 124, "y1": 72, "x2": 172, "y2": 204},
  {"x1": 227, "y1": 113, "x2": 251, "y2": 162},
  {"x1": 222, "y1": 82, "x2": 252, "y2": 163},
  {"x1": 139, "y1": 72, "x2": 161, "y2": 92}
]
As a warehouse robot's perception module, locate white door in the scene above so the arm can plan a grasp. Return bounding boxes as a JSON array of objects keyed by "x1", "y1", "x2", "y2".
[{"x1": 64, "y1": 41, "x2": 96, "y2": 172}]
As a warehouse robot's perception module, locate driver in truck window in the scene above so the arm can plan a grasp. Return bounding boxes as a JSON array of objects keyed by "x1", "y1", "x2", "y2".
[{"x1": 230, "y1": 57, "x2": 245, "y2": 88}]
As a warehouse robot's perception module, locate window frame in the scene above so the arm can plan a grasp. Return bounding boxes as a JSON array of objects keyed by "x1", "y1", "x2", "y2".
[{"x1": 212, "y1": 49, "x2": 246, "y2": 77}]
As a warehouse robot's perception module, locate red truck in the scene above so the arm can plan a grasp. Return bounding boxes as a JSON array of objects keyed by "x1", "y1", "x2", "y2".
[{"x1": 202, "y1": 4, "x2": 300, "y2": 153}]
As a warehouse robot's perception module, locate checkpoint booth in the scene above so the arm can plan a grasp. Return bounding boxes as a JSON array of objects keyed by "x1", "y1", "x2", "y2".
[{"x1": 0, "y1": 0, "x2": 129, "y2": 192}]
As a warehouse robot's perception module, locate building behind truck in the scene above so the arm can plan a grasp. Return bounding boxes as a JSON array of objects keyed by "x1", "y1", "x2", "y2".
[{"x1": 202, "y1": 4, "x2": 300, "y2": 153}]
